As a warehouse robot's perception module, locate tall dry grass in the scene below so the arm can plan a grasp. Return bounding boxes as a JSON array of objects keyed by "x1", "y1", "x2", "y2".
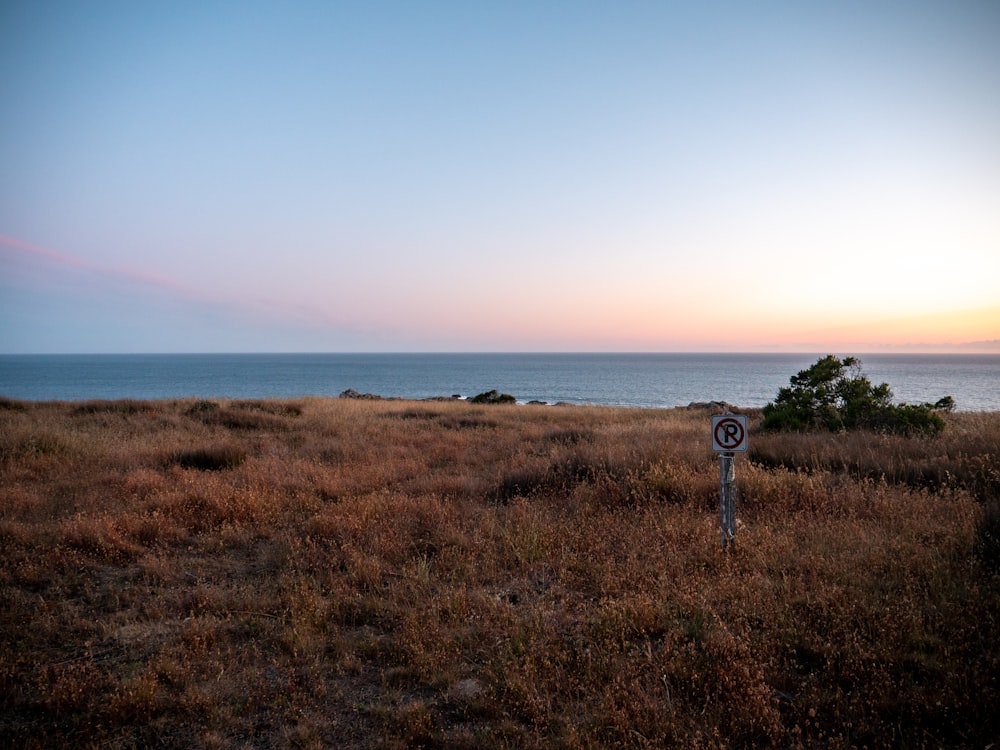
[{"x1": 1, "y1": 397, "x2": 997, "y2": 748}]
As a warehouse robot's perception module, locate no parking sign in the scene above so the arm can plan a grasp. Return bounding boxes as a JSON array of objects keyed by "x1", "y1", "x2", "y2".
[
  {"x1": 712, "y1": 412, "x2": 747, "y2": 550},
  {"x1": 711, "y1": 414, "x2": 748, "y2": 452}
]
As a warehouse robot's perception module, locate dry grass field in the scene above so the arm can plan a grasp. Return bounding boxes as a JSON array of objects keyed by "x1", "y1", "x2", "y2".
[{"x1": 1, "y1": 396, "x2": 998, "y2": 748}]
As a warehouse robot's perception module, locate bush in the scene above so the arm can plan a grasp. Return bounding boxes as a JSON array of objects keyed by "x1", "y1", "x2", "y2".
[
  {"x1": 762, "y1": 355, "x2": 952, "y2": 436},
  {"x1": 469, "y1": 389, "x2": 516, "y2": 405}
]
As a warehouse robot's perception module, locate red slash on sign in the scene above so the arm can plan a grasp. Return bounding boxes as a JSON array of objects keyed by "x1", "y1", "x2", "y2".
[{"x1": 712, "y1": 414, "x2": 748, "y2": 452}]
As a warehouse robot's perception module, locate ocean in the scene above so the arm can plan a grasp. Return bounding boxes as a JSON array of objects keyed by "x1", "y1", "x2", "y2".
[{"x1": 0, "y1": 353, "x2": 997, "y2": 411}]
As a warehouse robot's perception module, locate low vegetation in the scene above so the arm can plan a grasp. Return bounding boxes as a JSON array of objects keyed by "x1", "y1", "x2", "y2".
[
  {"x1": 762, "y1": 355, "x2": 954, "y2": 436},
  {"x1": 1, "y1": 396, "x2": 997, "y2": 748},
  {"x1": 469, "y1": 389, "x2": 517, "y2": 405}
]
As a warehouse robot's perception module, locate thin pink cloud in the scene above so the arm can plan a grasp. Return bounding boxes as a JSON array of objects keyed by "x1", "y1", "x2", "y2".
[
  {"x1": 0, "y1": 231, "x2": 365, "y2": 337},
  {"x1": 0, "y1": 232, "x2": 95, "y2": 270},
  {"x1": 0, "y1": 232, "x2": 197, "y2": 298}
]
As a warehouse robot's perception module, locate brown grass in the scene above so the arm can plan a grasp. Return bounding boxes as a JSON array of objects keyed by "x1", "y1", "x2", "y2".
[{"x1": 1, "y1": 398, "x2": 997, "y2": 748}]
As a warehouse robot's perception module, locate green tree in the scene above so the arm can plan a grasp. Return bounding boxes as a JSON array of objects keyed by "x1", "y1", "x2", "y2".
[{"x1": 761, "y1": 355, "x2": 953, "y2": 436}]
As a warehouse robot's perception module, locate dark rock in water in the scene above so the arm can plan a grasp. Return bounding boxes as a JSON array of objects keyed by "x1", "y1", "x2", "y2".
[
  {"x1": 527, "y1": 400, "x2": 548, "y2": 406},
  {"x1": 340, "y1": 388, "x2": 382, "y2": 400}
]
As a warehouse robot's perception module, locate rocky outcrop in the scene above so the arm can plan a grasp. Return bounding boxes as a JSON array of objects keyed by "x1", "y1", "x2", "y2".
[{"x1": 687, "y1": 400, "x2": 734, "y2": 411}]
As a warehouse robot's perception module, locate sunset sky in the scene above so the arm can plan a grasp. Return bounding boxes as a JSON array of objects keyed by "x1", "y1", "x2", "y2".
[{"x1": 2, "y1": 1, "x2": 998, "y2": 353}]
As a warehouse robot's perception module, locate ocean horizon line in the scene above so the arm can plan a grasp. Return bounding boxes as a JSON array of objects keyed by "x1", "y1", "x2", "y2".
[
  {"x1": 3, "y1": 349, "x2": 999, "y2": 357},
  {"x1": 2, "y1": 352, "x2": 997, "y2": 410}
]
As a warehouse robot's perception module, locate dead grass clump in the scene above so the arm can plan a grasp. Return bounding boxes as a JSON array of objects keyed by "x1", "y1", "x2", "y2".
[
  {"x1": 393, "y1": 406, "x2": 501, "y2": 430},
  {"x1": 197, "y1": 408, "x2": 289, "y2": 431},
  {"x1": 230, "y1": 399, "x2": 304, "y2": 417},
  {"x1": 495, "y1": 437, "x2": 690, "y2": 506},
  {"x1": 493, "y1": 462, "x2": 559, "y2": 502},
  {"x1": 438, "y1": 414, "x2": 498, "y2": 430},
  {"x1": 0, "y1": 428, "x2": 74, "y2": 463},
  {"x1": 121, "y1": 467, "x2": 169, "y2": 499},
  {"x1": 641, "y1": 461, "x2": 716, "y2": 506},
  {"x1": 153, "y1": 479, "x2": 280, "y2": 536},
  {"x1": 750, "y1": 411, "x2": 1000, "y2": 500},
  {"x1": 58, "y1": 514, "x2": 143, "y2": 562},
  {"x1": 541, "y1": 427, "x2": 593, "y2": 445},
  {"x1": 975, "y1": 498, "x2": 1000, "y2": 571},
  {"x1": 71, "y1": 399, "x2": 159, "y2": 416},
  {"x1": 105, "y1": 668, "x2": 162, "y2": 727},
  {"x1": 169, "y1": 444, "x2": 246, "y2": 471},
  {"x1": 184, "y1": 399, "x2": 220, "y2": 416},
  {"x1": 184, "y1": 399, "x2": 290, "y2": 430},
  {"x1": 0, "y1": 396, "x2": 29, "y2": 411}
]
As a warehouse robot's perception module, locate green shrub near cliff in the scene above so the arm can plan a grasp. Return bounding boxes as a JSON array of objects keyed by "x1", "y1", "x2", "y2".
[{"x1": 762, "y1": 355, "x2": 954, "y2": 436}]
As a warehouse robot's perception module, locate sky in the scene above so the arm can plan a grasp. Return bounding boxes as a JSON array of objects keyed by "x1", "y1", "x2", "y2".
[{"x1": 1, "y1": 1, "x2": 998, "y2": 353}]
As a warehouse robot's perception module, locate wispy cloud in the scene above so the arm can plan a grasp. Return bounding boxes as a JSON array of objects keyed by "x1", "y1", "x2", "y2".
[
  {"x1": 0, "y1": 233, "x2": 92, "y2": 269},
  {"x1": 0, "y1": 232, "x2": 197, "y2": 298},
  {"x1": 0, "y1": 231, "x2": 373, "y2": 347}
]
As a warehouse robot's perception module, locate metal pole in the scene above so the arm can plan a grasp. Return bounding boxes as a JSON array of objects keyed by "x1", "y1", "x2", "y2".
[{"x1": 720, "y1": 451, "x2": 736, "y2": 550}]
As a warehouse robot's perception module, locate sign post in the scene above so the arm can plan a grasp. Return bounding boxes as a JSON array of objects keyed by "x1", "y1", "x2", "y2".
[{"x1": 711, "y1": 413, "x2": 747, "y2": 550}]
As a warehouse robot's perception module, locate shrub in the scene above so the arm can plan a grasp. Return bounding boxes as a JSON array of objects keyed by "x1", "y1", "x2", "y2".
[
  {"x1": 761, "y1": 355, "x2": 952, "y2": 436},
  {"x1": 469, "y1": 389, "x2": 516, "y2": 405}
]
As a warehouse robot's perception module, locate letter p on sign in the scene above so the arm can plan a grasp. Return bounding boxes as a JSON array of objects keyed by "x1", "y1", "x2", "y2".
[{"x1": 712, "y1": 414, "x2": 748, "y2": 452}]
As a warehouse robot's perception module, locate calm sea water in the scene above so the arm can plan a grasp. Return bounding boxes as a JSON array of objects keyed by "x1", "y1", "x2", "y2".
[{"x1": 0, "y1": 353, "x2": 997, "y2": 410}]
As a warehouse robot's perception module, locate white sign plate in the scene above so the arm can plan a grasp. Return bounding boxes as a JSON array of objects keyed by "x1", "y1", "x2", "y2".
[{"x1": 712, "y1": 414, "x2": 748, "y2": 452}]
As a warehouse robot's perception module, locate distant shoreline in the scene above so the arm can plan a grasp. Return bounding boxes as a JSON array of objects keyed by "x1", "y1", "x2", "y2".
[{"x1": 2, "y1": 352, "x2": 997, "y2": 410}]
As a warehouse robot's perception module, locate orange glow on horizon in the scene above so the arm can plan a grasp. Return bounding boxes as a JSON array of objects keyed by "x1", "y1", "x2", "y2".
[
  {"x1": 343, "y1": 285, "x2": 999, "y2": 352},
  {"x1": 4, "y1": 230, "x2": 996, "y2": 353}
]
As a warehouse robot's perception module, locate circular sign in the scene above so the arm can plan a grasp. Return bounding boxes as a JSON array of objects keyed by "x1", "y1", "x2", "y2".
[{"x1": 713, "y1": 416, "x2": 747, "y2": 451}]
